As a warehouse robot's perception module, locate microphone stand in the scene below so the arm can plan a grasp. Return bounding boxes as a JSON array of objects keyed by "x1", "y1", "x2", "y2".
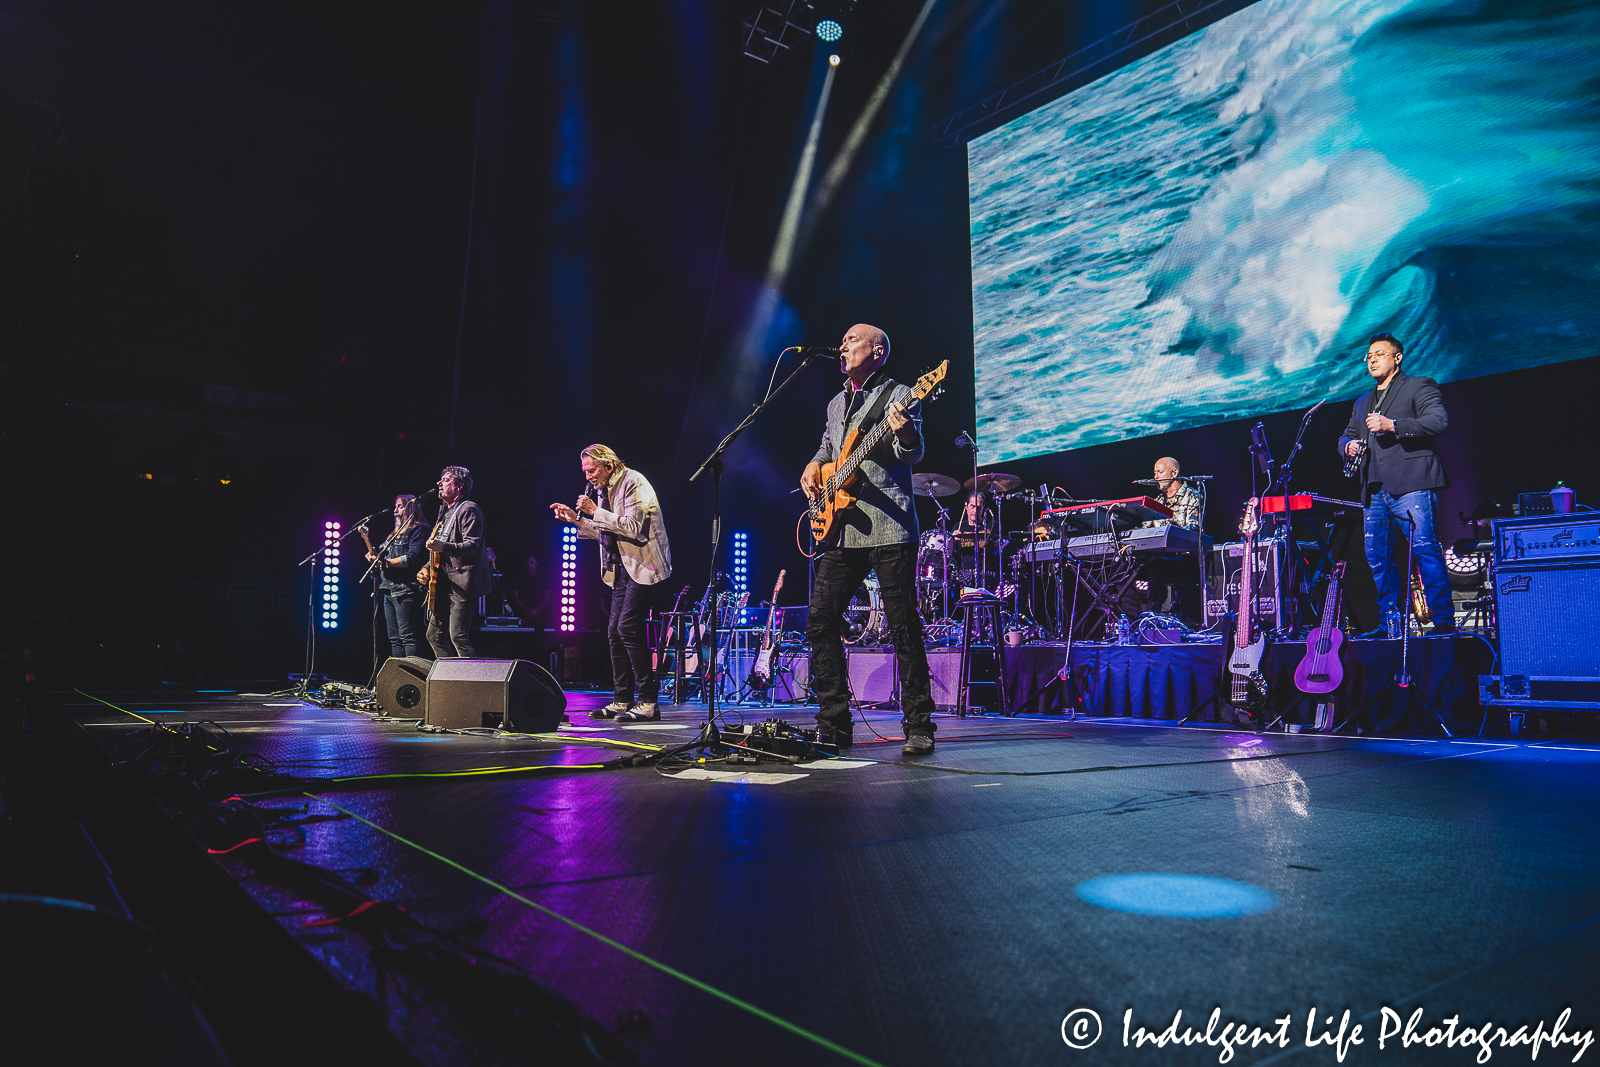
[
  {"x1": 671, "y1": 349, "x2": 831, "y2": 760},
  {"x1": 270, "y1": 505, "x2": 386, "y2": 702}
]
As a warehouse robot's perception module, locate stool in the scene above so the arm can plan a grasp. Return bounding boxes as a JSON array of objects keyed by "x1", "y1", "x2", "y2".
[{"x1": 956, "y1": 591, "x2": 1011, "y2": 717}]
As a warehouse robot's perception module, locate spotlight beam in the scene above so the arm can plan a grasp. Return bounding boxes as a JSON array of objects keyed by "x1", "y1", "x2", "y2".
[
  {"x1": 739, "y1": 60, "x2": 839, "y2": 361},
  {"x1": 801, "y1": 0, "x2": 939, "y2": 250}
]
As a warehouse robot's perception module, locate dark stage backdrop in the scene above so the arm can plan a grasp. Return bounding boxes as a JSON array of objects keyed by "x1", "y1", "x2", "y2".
[{"x1": 2, "y1": 0, "x2": 1590, "y2": 686}]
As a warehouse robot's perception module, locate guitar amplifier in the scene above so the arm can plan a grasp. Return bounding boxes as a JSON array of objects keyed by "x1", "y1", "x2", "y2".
[
  {"x1": 1491, "y1": 515, "x2": 1600, "y2": 705},
  {"x1": 1203, "y1": 537, "x2": 1285, "y2": 628}
]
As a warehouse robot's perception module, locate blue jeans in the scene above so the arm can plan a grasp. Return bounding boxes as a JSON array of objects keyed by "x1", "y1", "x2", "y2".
[
  {"x1": 382, "y1": 590, "x2": 425, "y2": 659},
  {"x1": 1363, "y1": 489, "x2": 1453, "y2": 623}
]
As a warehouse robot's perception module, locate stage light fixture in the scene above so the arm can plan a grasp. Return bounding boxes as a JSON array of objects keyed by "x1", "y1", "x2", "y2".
[
  {"x1": 829, "y1": 53, "x2": 840, "y2": 66},
  {"x1": 321, "y1": 520, "x2": 342, "y2": 630},
  {"x1": 816, "y1": 18, "x2": 842, "y2": 41},
  {"x1": 560, "y1": 526, "x2": 580, "y2": 632},
  {"x1": 732, "y1": 531, "x2": 750, "y2": 597}
]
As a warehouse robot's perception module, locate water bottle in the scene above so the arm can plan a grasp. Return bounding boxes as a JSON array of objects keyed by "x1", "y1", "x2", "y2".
[
  {"x1": 1384, "y1": 609, "x2": 1405, "y2": 639},
  {"x1": 1117, "y1": 614, "x2": 1132, "y2": 645}
]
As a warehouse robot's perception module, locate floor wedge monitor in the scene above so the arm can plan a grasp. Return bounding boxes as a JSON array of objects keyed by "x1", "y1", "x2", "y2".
[
  {"x1": 374, "y1": 656, "x2": 433, "y2": 718},
  {"x1": 425, "y1": 658, "x2": 567, "y2": 732}
]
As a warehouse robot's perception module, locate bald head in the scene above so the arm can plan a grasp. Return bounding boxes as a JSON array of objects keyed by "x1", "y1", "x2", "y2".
[
  {"x1": 840, "y1": 323, "x2": 890, "y2": 385},
  {"x1": 1153, "y1": 457, "x2": 1181, "y2": 494}
]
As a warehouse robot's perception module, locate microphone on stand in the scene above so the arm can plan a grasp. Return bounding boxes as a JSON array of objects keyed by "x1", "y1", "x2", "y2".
[
  {"x1": 789, "y1": 346, "x2": 842, "y2": 356},
  {"x1": 1132, "y1": 479, "x2": 1160, "y2": 487},
  {"x1": 955, "y1": 431, "x2": 975, "y2": 450}
]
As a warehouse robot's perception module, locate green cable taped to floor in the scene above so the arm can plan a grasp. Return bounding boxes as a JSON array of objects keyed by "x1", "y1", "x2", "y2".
[{"x1": 309, "y1": 794, "x2": 887, "y2": 1067}]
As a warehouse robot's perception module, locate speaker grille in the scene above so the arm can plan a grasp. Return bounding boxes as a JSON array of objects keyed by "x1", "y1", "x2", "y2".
[{"x1": 1496, "y1": 565, "x2": 1600, "y2": 678}]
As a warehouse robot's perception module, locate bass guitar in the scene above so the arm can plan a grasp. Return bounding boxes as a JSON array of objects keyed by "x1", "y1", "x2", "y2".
[
  {"x1": 1225, "y1": 498, "x2": 1271, "y2": 719},
  {"x1": 808, "y1": 362, "x2": 949, "y2": 545},
  {"x1": 1293, "y1": 562, "x2": 1347, "y2": 695},
  {"x1": 747, "y1": 570, "x2": 787, "y2": 691}
]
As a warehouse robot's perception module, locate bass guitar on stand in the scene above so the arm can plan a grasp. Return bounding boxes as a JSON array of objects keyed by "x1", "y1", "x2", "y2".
[{"x1": 1225, "y1": 498, "x2": 1271, "y2": 722}]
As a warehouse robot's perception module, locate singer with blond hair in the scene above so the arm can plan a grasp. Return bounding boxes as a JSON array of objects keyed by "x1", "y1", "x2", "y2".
[{"x1": 550, "y1": 444, "x2": 673, "y2": 721}]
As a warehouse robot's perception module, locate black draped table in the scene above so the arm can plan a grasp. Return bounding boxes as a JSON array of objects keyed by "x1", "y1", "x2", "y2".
[{"x1": 1001, "y1": 636, "x2": 1494, "y2": 731}]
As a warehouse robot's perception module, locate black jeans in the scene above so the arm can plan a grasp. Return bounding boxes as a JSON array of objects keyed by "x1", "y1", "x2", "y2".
[
  {"x1": 806, "y1": 542, "x2": 935, "y2": 736},
  {"x1": 382, "y1": 590, "x2": 425, "y2": 659},
  {"x1": 427, "y1": 586, "x2": 478, "y2": 658},
  {"x1": 608, "y1": 568, "x2": 661, "y2": 704}
]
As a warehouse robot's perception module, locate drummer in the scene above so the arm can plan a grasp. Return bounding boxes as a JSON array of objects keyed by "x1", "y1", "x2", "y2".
[{"x1": 954, "y1": 490, "x2": 999, "y2": 586}]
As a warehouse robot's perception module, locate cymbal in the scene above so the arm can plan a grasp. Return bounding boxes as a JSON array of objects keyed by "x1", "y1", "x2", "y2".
[
  {"x1": 965, "y1": 472, "x2": 1022, "y2": 493},
  {"x1": 911, "y1": 472, "x2": 962, "y2": 498}
]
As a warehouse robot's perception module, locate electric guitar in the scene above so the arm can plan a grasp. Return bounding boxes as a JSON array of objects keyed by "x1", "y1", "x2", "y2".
[
  {"x1": 807, "y1": 362, "x2": 949, "y2": 545},
  {"x1": 1293, "y1": 562, "x2": 1346, "y2": 695},
  {"x1": 418, "y1": 507, "x2": 451, "y2": 616},
  {"x1": 1225, "y1": 499, "x2": 1271, "y2": 717},
  {"x1": 747, "y1": 570, "x2": 787, "y2": 691}
]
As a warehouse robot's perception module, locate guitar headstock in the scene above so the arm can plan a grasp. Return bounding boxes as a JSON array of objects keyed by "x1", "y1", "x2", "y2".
[
  {"x1": 911, "y1": 361, "x2": 950, "y2": 400},
  {"x1": 771, "y1": 569, "x2": 786, "y2": 598},
  {"x1": 1239, "y1": 498, "x2": 1260, "y2": 538}
]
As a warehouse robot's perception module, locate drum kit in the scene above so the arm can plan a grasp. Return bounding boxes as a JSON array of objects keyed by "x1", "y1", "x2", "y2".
[{"x1": 906, "y1": 469, "x2": 1032, "y2": 632}]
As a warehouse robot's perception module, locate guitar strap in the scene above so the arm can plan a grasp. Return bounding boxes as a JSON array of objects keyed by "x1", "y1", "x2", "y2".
[{"x1": 842, "y1": 379, "x2": 901, "y2": 458}]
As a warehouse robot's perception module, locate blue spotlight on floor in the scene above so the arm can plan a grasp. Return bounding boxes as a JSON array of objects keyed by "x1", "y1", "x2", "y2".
[
  {"x1": 816, "y1": 19, "x2": 843, "y2": 41},
  {"x1": 1076, "y1": 875, "x2": 1277, "y2": 918}
]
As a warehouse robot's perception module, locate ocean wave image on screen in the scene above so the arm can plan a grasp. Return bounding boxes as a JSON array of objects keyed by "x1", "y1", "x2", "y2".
[{"x1": 968, "y1": 0, "x2": 1600, "y2": 463}]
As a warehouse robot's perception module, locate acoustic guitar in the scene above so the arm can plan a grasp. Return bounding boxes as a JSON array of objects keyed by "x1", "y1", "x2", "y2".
[
  {"x1": 808, "y1": 362, "x2": 949, "y2": 545},
  {"x1": 1225, "y1": 498, "x2": 1271, "y2": 718},
  {"x1": 747, "y1": 570, "x2": 787, "y2": 691},
  {"x1": 1293, "y1": 562, "x2": 1347, "y2": 695},
  {"x1": 653, "y1": 584, "x2": 693, "y2": 672}
]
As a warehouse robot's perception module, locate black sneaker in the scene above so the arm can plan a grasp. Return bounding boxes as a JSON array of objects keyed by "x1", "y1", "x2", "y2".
[{"x1": 902, "y1": 734, "x2": 934, "y2": 757}]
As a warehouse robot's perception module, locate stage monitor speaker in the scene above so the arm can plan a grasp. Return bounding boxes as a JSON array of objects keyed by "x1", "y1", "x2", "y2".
[
  {"x1": 846, "y1": 649, "x2": 897, "y2": 703},
  {"x1": 425, "y1": 659, "x2": 567, "y2": 732},
  {"x1": 928, "y1": 651, "x2": 961, "y2": 709},
  {"x1": 374, "y1": 656, "x2": 432, "y2": 717}
]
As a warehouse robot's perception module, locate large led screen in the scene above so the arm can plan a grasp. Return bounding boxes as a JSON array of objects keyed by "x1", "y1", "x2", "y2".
[{"x1": 968, "y1": 0, "x2": 1600, "y2": 464}]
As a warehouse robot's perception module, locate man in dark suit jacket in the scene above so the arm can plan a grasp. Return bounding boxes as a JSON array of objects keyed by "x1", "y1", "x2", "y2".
[
  {"x1": 422, "y1": 465, "x2": 493, "y2": 658},
  {"x1": 1337, "y1": 333, "x2": 1454, "y2": 635}
]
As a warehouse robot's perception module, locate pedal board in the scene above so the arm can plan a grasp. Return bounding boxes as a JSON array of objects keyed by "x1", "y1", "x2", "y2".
[{"x1": 726, "y1": 719, "x2": 832, "y2": 761}]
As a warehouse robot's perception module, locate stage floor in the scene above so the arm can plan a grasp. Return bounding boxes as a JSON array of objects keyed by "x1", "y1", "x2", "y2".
[{"x1": 56, "y1": 688, "x2": 1600, "y2": 1066}]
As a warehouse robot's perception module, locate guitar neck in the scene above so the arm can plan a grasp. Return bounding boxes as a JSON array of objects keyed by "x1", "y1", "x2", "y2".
[
  {"x1": 837, "y1": 419, "x2": 894, "y2": 484},
  {"x1": 1237, "y1": 534, "x2": 1253, "y2": 645}
]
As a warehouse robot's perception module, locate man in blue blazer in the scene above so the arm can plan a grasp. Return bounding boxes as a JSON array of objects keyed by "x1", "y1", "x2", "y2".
[{"x1": 1337, "y1": 334, "x2": 1455, "y2": 635}]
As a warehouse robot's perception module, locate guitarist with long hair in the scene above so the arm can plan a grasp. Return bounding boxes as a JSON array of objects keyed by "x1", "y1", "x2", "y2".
[
  {"x1": 799, "y1": 324, "x2": 938, "y2": 758},
  {"x1": 419, "y1": 466, "x2": 492, "y2": 658}
]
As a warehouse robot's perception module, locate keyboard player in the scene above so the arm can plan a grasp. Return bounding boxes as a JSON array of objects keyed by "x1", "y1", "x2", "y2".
[
  {"x1": 1141, "y1": 457, "x2": 1201, "y2": 531},
  {"x1": 1126, "y1": 456, "x2": 1202, "y2": 621}
]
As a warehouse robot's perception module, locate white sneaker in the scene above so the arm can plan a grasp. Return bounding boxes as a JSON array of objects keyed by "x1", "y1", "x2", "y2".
[{"x1": 590, "y1": 701, "x2": 630, "y2": 719}]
